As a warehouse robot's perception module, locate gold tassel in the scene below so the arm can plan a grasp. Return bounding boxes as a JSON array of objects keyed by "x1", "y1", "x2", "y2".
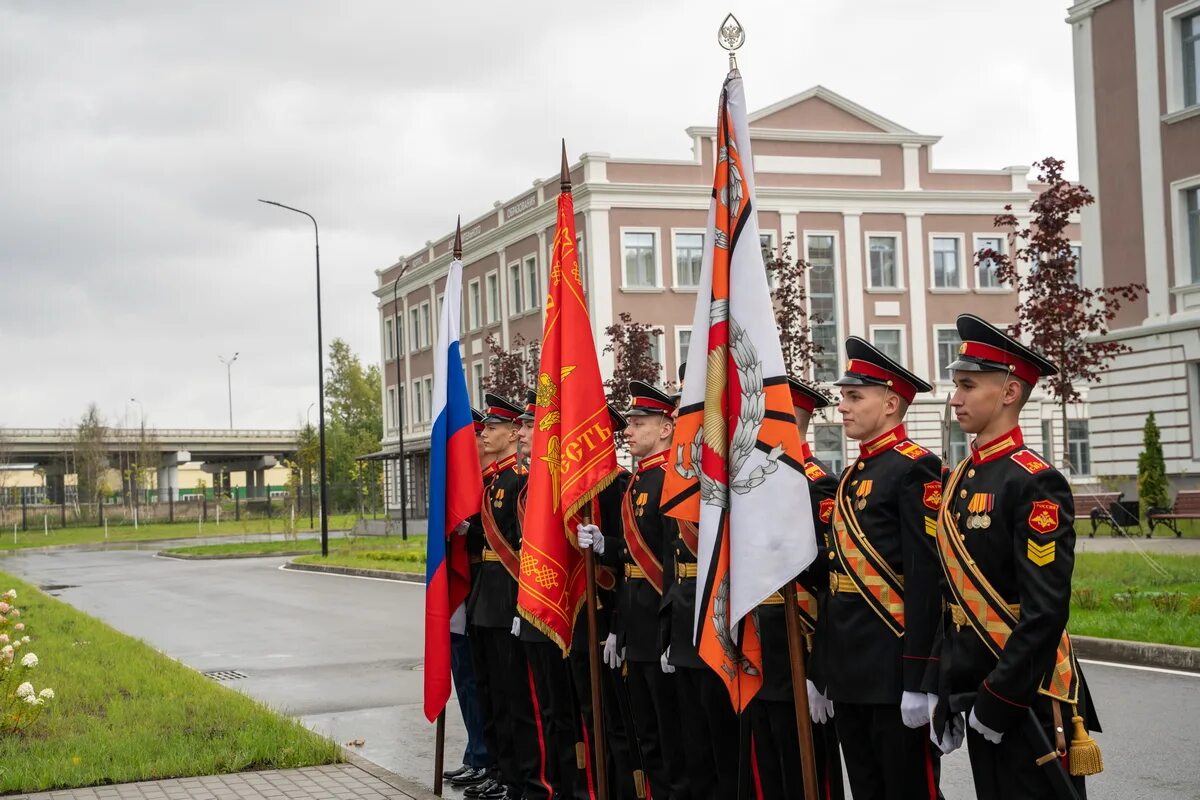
[
  {"x1": 576, "y1": 742, "x2": 586, "y2": 770},
  {"x1": 1068, "y1": 708, "x2": 1103, "y2": 776}
]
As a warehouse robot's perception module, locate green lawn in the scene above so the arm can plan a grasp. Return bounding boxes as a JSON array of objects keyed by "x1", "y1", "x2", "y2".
[
  {"x1": 0, "y1": 571, "x2": 340, "y2": 794},
  {"x1": 0, "y1": 513, "x2": 360, "y2": 552},
  {"x1": 291, "y1": 537, "x2": 427, "y2": 575},
  {"x1": 1070, "y1": 552, "x2": 1200, "y2": 647},
  {"x1": 165, "y1": 535, "x2": 424, "y2": 559},
  {"x1": 1073, "y1": 516, "x2": 1200, "y2": 539}
]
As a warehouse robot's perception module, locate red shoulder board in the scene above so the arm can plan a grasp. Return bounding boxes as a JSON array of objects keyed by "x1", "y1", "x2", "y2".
[
  {"x1": 804, "y1": 461, "x2": 827, "y2": 481},
  {"x1": 922, "y1": 480, "x2": 943, "y2": 511},
  {"x1": 818, "y1": 497, "x2": 835, "y2": 523},
  {"x1": 895, "y1": 441, "x2": 929, "y2": 460},
  {"x1": 1011, "y1": 450, "x2": 1049, "y2": 474},
  {"x1": 1028, "y1": 499, "x2": 1060, "y2": 534}
]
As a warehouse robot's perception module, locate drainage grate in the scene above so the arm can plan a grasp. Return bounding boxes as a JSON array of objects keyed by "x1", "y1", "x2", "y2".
[{"x1": 203, "y1": 669, "x2": 248, "y2": 682}]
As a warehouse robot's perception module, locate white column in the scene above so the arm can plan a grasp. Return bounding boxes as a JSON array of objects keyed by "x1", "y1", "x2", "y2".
[
  {"x1": 906, "y1": 213, "x2": 931, "y2": 380},
  {"x1": 779, "y1": 212, "x2": 799, "y2": 251},
  {"x1": 401, "y1": 296, "x2": 411, "y2": 435},
  {"x1": 842, "y1": 212, "x2": 866, "y2": 338},
  {"x1": 498, "y1": 246, "x2": 510, "y2": 348},
  {"x1": 1134, "y1": 0, "x2": 1169, "y2": 318},
  {"x1": 902, "y1": 144, "x2": 921, "y2": 191},
  {"x1": 586, "y1": 208, "x2": 616, "y2": 378}
]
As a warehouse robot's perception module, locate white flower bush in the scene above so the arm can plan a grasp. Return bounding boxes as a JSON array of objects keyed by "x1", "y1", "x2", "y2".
[{"x1": 1, "y1": 588, "x2": 54, "y2": 733}]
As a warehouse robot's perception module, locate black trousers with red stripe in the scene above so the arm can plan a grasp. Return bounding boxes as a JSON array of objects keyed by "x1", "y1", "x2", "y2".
[
  {"x1": 626, "y1": 660, "x2": 691, "y2": 799},
  {"x1": 748, "y1": 697, "x2": 844, "y2": 800},
  {"x1": 472, "y1": 626, "x2": 547, "y2": 798},
  {"x1": 568, "y1": 640, "x2": 642, "y2": 799},
  {"x1": 833, "y1": 702, "x2": 941, "y2": 800},
  {"x1": 526, "y1": 639, "x2": 582, "y2": 799}
]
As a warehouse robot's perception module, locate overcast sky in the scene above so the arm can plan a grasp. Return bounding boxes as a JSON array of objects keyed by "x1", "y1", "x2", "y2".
[{"x1": 0, "y1": 1, "x2": 1078, "y2": 430}]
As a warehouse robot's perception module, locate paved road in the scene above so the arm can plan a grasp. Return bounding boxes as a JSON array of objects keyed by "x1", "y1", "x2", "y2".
[{"x1": 2, "y1": 548, "x2": 1198, "y2": 799}]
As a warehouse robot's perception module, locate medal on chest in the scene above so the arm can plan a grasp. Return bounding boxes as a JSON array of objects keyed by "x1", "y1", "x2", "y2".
[
  {"x1": 855, "y1": 479, "x2": 873, "y2": 511},
  {"x1": 493, "y1": 487, "x2": 505, "y2": 509},
  {"x1": 635, "y1": 492, "x2": 648, "y2": 517},
  {"x1": 966, "y1": 492, "x2": 993, "y2": 530}
]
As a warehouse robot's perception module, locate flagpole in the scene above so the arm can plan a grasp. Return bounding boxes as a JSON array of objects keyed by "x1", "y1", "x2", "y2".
[
  {"x1": 781, "y1": 581, "x2": 820, "y2": 800},
  {"x1": 563, "y1": 139, "x2": 610, "y2": 800}
]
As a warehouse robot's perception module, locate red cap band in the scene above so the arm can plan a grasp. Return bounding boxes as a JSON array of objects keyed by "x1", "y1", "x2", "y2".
[
  {"x1": 631, "y1": 396, "x2": 674, "y2": 414},
  {"x1": 487, "y1": 406, "x2": 518, "y2": 422},
  {"x1": 790, "y1": 387, "x2": 816, "y2": 414},
  {"x1": 959, "y1": 342, "x2": 1039, "y2": 385},
  {"x1": 845, "y1": 359, "x2": 917, "y2": 403}
]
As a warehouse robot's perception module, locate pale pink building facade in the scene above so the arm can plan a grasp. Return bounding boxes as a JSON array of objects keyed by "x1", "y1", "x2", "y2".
[
  {"x1": 374, "y1": 87, "x2": 1083, "y2": 511},
  {"x1": 1069, "y1": 0, "x2": 1200, "y2": 480}
]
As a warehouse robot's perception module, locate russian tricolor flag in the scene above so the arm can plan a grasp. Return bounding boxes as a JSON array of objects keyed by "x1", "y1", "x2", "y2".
[{"x1": 424, "y1": 253, "x2": 481, "y2": 722}]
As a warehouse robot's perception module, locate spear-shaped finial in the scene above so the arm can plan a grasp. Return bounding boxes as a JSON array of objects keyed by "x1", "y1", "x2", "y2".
[
  {"x1": 560, "y1": 139, "x2": 571, "y2": 193},
  {"x1": 453, "y1": 215, "x2": 462, "y2": 260}
]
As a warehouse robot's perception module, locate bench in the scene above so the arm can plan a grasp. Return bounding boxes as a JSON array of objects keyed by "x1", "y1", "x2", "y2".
[
  {"x1": 1147, "y1": 490, "x2": 1200, "y2": 538},
  {"x1": 1072, "y1": 492, "x2": 1123, "y2": 538}
]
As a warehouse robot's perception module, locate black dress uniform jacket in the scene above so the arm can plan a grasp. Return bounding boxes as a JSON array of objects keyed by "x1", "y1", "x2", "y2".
[
  {"x1": 923, "y1": 429, "x2": 1099, "y2": 734},
  {"x1": 820, "y1": 424, "x2": 943, "y2": 705},
  {"x1": 467, "y1": 453, "x2": 527, "y2": 630}
]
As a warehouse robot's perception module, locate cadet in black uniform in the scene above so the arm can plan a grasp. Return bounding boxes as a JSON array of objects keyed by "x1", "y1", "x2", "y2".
[
  {"x1": 465, "y1": 394, "x2": 546, "y2": 800},
  {"x1": 588, "y1": 381, "x2": 690, "y2": 799},
  {"x1": 925, "y1": 314, "x2": 1101, "y2": 800},
  {"x1": 819, "y1": 337, "x2": 943, "y2": 800},
  {"x1": 748, "y1": 378, "x2": 844, "y2": 800}
]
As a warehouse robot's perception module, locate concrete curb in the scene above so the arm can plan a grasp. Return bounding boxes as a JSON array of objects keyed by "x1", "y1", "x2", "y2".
[
  {"x1": 281, "y1": 561, "x2": 424, "y2": 582},
  {"x1": 341, "y1": 750, "x2": 440, "y2": 800},
  {"x1": 0, "y1": 530, "x2": 350, "y2": 556},
  {"x1": 158, "y1": 550, "x2": 314, "y2": 560},
  {"x1": 1074, "y1": 635, "x2": 1200, "y2": 673}
]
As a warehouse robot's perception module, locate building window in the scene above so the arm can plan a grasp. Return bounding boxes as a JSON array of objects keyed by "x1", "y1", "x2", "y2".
[
  {"x1": 813, "y1": 424, "x2": 845, "y2": 474},
  {"x1": 932, "y1": 237, "x2": 962, "y2": 289},
  {"x1": 1188, "y1": 187, "x2": 1200, "y2": 283},
  {"x1": 384, "y1": 318, "x2": 394, "y2": 360},
  {"x1": 485, "y1": 272, "x2": 500, "y2": 325},
  {"x1": 935, "y1": 327, "x2": 963, "y2": 381},
  {"x1": 424, "y1": 377, "x2": 434, "y2": 424},
  {"x1": 524, "y1": 255, "x2": 539, "y2": 310},
  {"x1": 623, "y1": 231, "x2": 658, "y2": 288},
  {"x1": 761, "y1": 232, "x2": 776, "y2": 289},
  {"x1": 468, "y1": 279, "x2": 481, "y2": 331},
  {"x1": 1185, "y1": 11, "x2": 1200, "y2": 107},
  {"x1": 420, "y1": 302, "x2": 431, "y2": 349},
  {"x1": 1068, "y1": 419, "x2": 1091, "y2": 476},
  {"x1": 437, "y1": 294, "x2": 444, "y2": 327},
  {"x1": 949, "y1": 420, "x2": 970, "y2": 466},
  {"x1": 472, "y1": 362, "x2": 485, "y2": 409},
  {"x1": 868, "y1": 236, "x2": 899, "y2": 289},
  {"x1": 976, "y1": 236, "x2": 1005, "y2": 289},
  {"x1": 648, "y1": 328, "x2": 665, "y2": 376},
  {"x1": 1070, "y1": 245, "x2": 1084, "y2": 284},
  {"x1": 871, "y1": 327, "x2": 904, "y2": 364},
  {"x1": 387, "y1": 387, "x2": 397, "y2": 429},
  {"x1": 409, "y1": 307, "x2": 421, "y2": 353},
  {"x1": 1041, "y1": 419, "x2": 1055, "y2": 463},
  {"x1": 676, "y1": 327, "x2": 692, "y2": 369},
  {"x1": 674, "y1": 232, "x2": 704, "y2": 288},
  {"x1": 808, "y1": 235, "x2": 839, "y2": 381},
  {"x1": 508, "y1": 262, "x2": 525, "y2": 316},
  {"x1": 412, "y1": 380, "x2": 425, "y2": 424}
]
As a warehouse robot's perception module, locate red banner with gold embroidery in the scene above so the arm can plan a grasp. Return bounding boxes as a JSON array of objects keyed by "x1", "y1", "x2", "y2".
[{"x1": 516, "y1": 160, "x2": 621, "y2": 652}]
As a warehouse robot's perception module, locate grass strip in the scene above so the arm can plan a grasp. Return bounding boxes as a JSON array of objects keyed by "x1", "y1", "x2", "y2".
[
  {"x1": 0, "y1": 571, "x2": 340, "y2": 793},
  {"x1": 1070, "y1": 552, "x2": 1200, "y2": 648}
]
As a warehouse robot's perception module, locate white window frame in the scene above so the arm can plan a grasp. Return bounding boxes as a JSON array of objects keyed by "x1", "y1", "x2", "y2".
[
  {"x1": 671, "y1": 228, "x2": 706, "y2": 291},
  {"x1": 524, "y1": 254, "x2": 540, "y2": 311},
  {"x1": 973, "y1": 234, "x2": 1010, "y2": 293},
  {"x1": 619, "y1": 227, "x2": 663, "y2": 291},
  {"x1": 420, "y1": 301, "x2": 431, "y2": 350},
  {"x1": 647, "y1": 326, "x2": 666, "y2": 375},
  {"x1": 423, "y1": 376, "x2": 434, "y2": 424},
  {"x1": 467, "y1": 278, "x2": 482, "y2": 331},
  {"x1": 507, "y1": 260, "x2": 525, "y2": 317},
  {"x1": 410, "y1": 379, "x2": 424, "y2": 425},
  {"x1": 383, "y1": 317, "x2": 394, "y2": 361},
  {"x1": 674, "y1": 325, "x2": 693, "y2": 374},
  {"x1": 1164, "y1": 0, "x2": 1200, "y2": 117},
  {"x1": 868, "y1": 325, "x2": 907, "y2": 366},
  {"x1": 485, "y1": 270, "x2": 500, "y2": 325},
  {"x1": 472, "y1": 361, "x2": 485, "y2": 409},
  {"x1": 929, "y1": 233, "x2": 967, "y2": 291},
  {"x1": 864, "y1": 231, "x2": 904, "y2": 291},
  {"x1": 409, "y1": 306, "x2": 421, "y2": 354},
  {"x1": 1069, "y1": 242, "x2": 1084, "y2": 285},
  {"x1": 436, "y1": 293, "x2": 445, "y2": 331},
  {"x1": 1171, "y1": 175, "x2": 1200, "y2": 289},
  {"x1": 761, "y1": 230, "x2": 778, "y2": 290},
  {"x1": 933, "y1": 324, "x2": 963, "y2": 383},
  {"x1": 804, "y1": 230, "x2": 843, "y2": 383}
]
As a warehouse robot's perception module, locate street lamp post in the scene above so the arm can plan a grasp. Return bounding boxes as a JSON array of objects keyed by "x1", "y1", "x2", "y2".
[
  {"x1": 306, "y1": 402, "x2": 316, "y2": 527},
  {"x1": 392, "y1": 267, "x2": 412, "y2": 541},
  {"x1": 258, "y1": 199, "x2": 330, "y2": 557},
  {"x1": 218, "y1": 352, "x2": 239, "y2": 429}
]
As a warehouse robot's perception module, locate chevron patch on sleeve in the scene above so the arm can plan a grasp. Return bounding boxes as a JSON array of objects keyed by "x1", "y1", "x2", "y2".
[
  {"x1": 924, "y1": 517, "x2": 937, "y2": 537},
  {"x1": 1027, "y1": 539, "x2": 1056, "y2": 566}
]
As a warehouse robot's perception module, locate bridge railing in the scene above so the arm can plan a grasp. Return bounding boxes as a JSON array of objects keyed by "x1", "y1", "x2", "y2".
[{"x1": 0, "y1": 428, "x2": 300, "y2": 440}]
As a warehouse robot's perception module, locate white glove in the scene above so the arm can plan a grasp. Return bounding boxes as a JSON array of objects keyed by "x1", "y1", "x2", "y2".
[
  {"x1": 510, "y1": 616, "x2": 521, "y2": 637},
  {"x1": 602, "y1": 633, "x2": 624, "y2": 669},
  {"x1": 931, "y1": 711, "x2": 966, "y2": 754},
  {"x1": 576, "y1": 524, "x2": 605, "y2": 555},
  {"x1": 900, "y1": 690, "x2": 931, "y2": 729},
  {"x1": 807, "y1": 680, "x2": 834, "y2": 725},
  {"x1": 660, "y1": 647, "x2": 675, "y2": 674},
  {"x1": 968, "y1": 707, "x2": 1003, "y2": 744},
  {"x1": 453, "y1": 520, "x2": 470, "y2": 536}
]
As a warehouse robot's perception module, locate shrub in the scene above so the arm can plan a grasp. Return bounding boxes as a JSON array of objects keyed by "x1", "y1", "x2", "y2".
[
  {"x1": 1072, "y1": 587, "x2": 1102, "y2": 610},
  {"x1": 0, "y1": 589, "x2": 55, "y2": 735}
]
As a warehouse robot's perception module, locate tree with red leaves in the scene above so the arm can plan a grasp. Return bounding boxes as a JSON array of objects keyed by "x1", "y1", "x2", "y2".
[
  {"x1": 482, "y1": 333, "x2": 541, "y2": 402},
  {"x1": 602, "y1": 312, "x2": 664, "y2": 409},
  {"x1": 766, "y1": 233, "x2": 824, "y2": 380},
  {"x1": 979, "y1": 157, "x2": 1146, "y2": 474}
]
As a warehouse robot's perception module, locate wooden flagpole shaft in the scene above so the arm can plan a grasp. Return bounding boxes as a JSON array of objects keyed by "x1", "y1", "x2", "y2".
[
  {"x1": 582, "y1": 508, "x2": 610, "y2": 800},
  {"x1": 433, "y1": 710, "x2": 446, "y2": 796},
  {"x1": 780, "y1": 581, "x2": 820, "y2": 800}
]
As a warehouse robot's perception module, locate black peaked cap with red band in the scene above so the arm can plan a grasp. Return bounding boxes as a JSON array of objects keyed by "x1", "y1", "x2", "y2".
[
  {"x1": 948, "y1": 313, "x2": 1058, "y2": 385},
  {"x1": 482, "y1": 392, "x2": 522, "y2": 424},
  {"x1": 787, "y1": 377, "x2": 833, "y2": 414},
  {"x1": 833, "y1": 336, "x2": 933, "y2": 403},
  {"x1": 471, "y1": 407, "x2": 485, "y2": 434},
  {"x1": 607, "y1": 403, "x2": 628, "y2": 433},
  {"x1": 518, "y1": 389, "x2": 537, "y2": 421},
  {"x1": 626, "y1": 380, "x2": 675, "y2": 417}
]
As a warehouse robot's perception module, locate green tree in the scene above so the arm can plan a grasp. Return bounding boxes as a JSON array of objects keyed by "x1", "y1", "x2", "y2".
[
  {"x1": 324, "y1": 338, "x2": 382, "y2": 511},
  {"x1": 74, "y1": 404, "x2": 108, "y2": 518},
  {"x1": 1138, "y1": 411, "x2": 1169, "y2": 515}
]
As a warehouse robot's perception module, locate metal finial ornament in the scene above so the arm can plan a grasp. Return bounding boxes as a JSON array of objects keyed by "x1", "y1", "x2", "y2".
[
  {"x1": 718, "y1": 13, "x2": 745, "y2": 69},
  {"x1": 453, "y1": 215, "x2": 462, "y2": 260}
]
